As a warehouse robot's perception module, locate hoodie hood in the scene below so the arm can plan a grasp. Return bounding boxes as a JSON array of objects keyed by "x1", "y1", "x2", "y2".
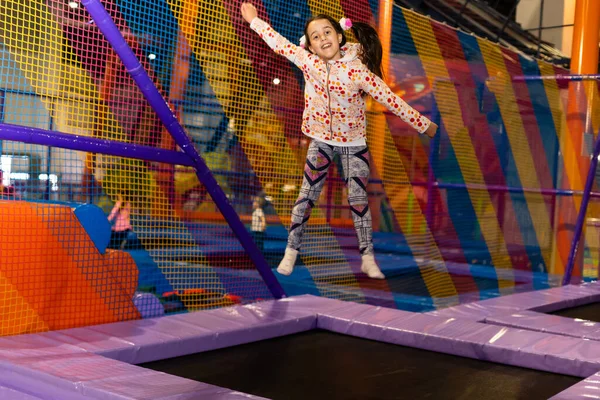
[{"x1": 333, "y1": 43, "x2": 361, "y2": 63}]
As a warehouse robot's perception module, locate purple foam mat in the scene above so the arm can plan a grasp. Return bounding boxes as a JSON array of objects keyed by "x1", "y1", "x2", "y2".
[
  {"x1": 427, "y1": 281, "x2": 600, "y2": 320},
  {"x1": 0, "y1": 385, "x2": 44, "y2": 399},
  {"x1": 315, "y1": 298, "x2": 600, "y2": 378},
  {"x1": 0, "y1": 351, "x2": 267, "y2": 400},
  {"x1": 485, "y1": 310, "x2": 600, "y2": 341},
  {"x1": 551, "y1": 371, "x2": 600, "y2": 399},
  {"x1": 3, "y1": 293, "x2": 600, "y2": 399},
  {"x1": 440, "y1": 281, "x2": 600, "y2": 347},
  {"x1": 34, "y1": 296, "x2": 318, "y2": 364},
  {"x1": 0, "y1": 296, "x2": 324, "y2": 399}
]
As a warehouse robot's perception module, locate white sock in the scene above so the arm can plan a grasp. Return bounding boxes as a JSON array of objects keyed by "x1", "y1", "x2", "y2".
[
  {"x1": 361, "y1": 253, "x2": 385, "y2": 279},
  {"x1": 277, "y1": 248, "x2": 298, "y2": 276}
]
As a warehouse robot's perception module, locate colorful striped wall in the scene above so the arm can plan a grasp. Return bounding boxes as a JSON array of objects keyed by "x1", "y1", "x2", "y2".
[{"x1": 0, "y1": 0, "x2": 597, "y2": 331}]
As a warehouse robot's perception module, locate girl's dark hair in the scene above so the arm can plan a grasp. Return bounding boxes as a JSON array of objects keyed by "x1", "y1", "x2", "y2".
[{"x1": 304, "y1": 15, "x2": 383, "y2": 79}]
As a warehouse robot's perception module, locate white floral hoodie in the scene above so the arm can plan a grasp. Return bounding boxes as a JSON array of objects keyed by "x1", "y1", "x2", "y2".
[{"x1": 250, "y1": 17, "x2": 431, "y2": 147}]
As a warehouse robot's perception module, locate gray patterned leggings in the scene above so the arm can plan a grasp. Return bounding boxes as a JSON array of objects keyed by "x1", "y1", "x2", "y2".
[{"x1": 287, "y1": 140, "x2": 373, "y2": 255}]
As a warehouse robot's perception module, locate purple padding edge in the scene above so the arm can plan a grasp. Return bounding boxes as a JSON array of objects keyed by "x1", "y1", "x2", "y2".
[
  {"x1": 0, "y1": 385, "x2": 43, "y2": 400},
  {"x1": 485, "y1": 310, "x2": 600, "y2": 341},
  {"x1": 0, "y1": 352, "x2": 267, "y2": 400},
  {"x1": 0, "y1": 296, "x2": 329, "y2": 399},
  {"x1": 316, "y1": 299, "x2": 600, "y2": 377},
  {"x1": 528, "y1": 283, "x2": 600, "y2": 313},
  {"x1": 551, "y1": 371, "x2": 600, "y2": 399},
  {"x1": 36, "y1": 296, "x2": 321, "y2": 364},
  {"x1": 427, "y1": 282, "x2": 600, "y2": 320},
  {"x1": 0, "y1": 296, "x2": 327, "y2": 399}
]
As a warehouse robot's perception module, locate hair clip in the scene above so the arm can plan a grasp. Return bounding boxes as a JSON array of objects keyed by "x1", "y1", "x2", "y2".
[{"x1": 339, "y1": 17, "x2": 352, "y2": 31}]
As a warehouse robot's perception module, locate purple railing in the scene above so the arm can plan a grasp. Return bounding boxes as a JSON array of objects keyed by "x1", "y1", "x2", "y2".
[
  {"x1": 0, "y1": 124, "x2": 194, "y2": 167},
  {"x1": 562, "y1": 126, "x2": 600, "y2": 284},
  {"x1": 513, "y1": 74, "x2": 600, "y2": 82}
]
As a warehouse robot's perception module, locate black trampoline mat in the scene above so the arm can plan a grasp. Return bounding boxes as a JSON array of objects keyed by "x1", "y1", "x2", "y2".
[
  {"x1": 550, "y1": 301, "x2": 600, "y2": 322},
  {"x1": 139, "y1": 329, "x2": 580, "y2": 400}
]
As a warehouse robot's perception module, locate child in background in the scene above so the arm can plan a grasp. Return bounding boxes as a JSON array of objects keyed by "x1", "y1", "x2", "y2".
[
  {"x1": 0, "y1": 170, "x2": 16, "y2": 199},
  {"x1": 251, "y1": 195, "x2": 267, "y2": 252},
  {"x1": 241, "y1": 3, "x2": 437, "y2": 279},
  {"x1": 107, "y1": 193, "x2": 132, "y2": 249}
]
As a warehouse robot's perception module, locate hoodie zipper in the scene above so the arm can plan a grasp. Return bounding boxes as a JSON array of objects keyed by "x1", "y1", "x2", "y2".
[{"x1": 326, "y1": 63, "x2": 333, "y2": 138}]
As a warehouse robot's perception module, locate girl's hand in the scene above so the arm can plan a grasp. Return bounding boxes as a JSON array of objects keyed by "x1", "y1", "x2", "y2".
[
  {"x1": 241, "y1": 3, "x2": 258, "y2": 24},
  {"x1": 424, "y1": 121, "x2": 438, "y2": 138}
]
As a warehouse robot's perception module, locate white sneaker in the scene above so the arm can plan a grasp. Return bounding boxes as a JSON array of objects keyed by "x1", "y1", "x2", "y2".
[
  {"x1": 277, "y1": 248, "x2": 298, "y2": 276},
  {"x1": 361, "y1": 253, "x2": 385, "y2": 279}
]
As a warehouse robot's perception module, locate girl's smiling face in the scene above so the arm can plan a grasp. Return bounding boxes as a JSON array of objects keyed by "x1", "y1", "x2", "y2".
[{"x1": 306, "y1": 19, "x2": 343, "y2": 62}]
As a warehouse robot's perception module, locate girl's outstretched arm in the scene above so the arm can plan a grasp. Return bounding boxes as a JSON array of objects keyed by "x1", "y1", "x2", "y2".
[
  {"x1": 240, "y1": 2, "x2": 257, "y2": 23},
  {"x1": 425, "y1": 121, "x2": 438, "y2": 137},
  {"x1": 240, "y1": 2, "x2": 308, "y2": 67},
  {"x1": 356, "y1": 68, "x2": 438, "y2": 137}
]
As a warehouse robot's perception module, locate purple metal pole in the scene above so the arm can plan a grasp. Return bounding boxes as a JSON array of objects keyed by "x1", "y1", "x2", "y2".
[
  {"x1": 513, "y1": 74, "x2": 600, "y2": 82},
  {"x1": 81, "y1": 0, "x2": 285, "y2": 299},
  {"x1": 563, "y1": 129, "x2": 600, "y2": 285},
  {"x1": 410, "y1": 180, "x2": 600, "y2": 199},
  {"x1": 435, "y1": 182, "x2": 581, "y2": 197},
  {"x1": 0, "y1": 123, "x2": 195, "y2": 166}
]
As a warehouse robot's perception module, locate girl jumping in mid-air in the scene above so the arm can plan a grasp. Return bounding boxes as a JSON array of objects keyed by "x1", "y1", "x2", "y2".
[{"x1": 241, "y1": 3, "x2": 437, "y2": 279}]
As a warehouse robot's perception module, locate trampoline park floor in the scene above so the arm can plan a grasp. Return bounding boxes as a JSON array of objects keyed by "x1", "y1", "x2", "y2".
[
  {"x1": 140, "y1": 329, "x2": 579, "y2": 400},
  {"x1": 3, "y1": 283, "x2": 600, "y2": 399},
  {"x1": 132, "y1": 246, "x2": 560, "y2": 314},
  {"x1": 128, "y1": 223, "x2": 566, "y2": 314},
  {"x1": 133, "y1": 222, "x2": 567, "y2": 313}
]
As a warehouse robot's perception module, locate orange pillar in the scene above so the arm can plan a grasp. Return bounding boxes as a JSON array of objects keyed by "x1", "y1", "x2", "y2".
[
  {"x1": 378, "y1": 0, "x2": 393, "y2": 78},
  {"x1": 368, "y1": 0, "x2": 393, "y2": 232},
  {"x1": 555, "y1": 0, "x2": 600, "y2": 276},
  {"x1": 569, "y1": 0, "x2": 600, "y2": 143},
  {"x1": 570, "y1": 0, "x2": 600, "y2": 75}
]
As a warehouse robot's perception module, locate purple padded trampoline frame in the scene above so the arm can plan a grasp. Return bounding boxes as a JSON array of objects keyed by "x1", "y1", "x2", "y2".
[{"x1": 1, "y1": 285, "x2": 600, "y2": 399}]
